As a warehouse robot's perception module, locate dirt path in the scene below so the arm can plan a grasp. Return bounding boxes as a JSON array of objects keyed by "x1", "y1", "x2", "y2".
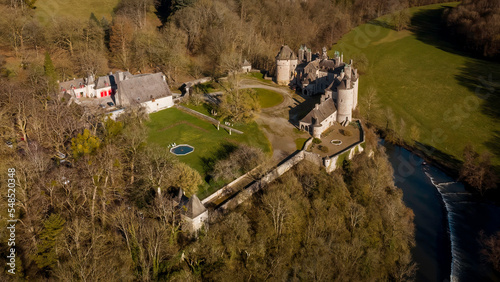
[{"x1": 237, "y1": 80, "x2": 308, "y2": 161}]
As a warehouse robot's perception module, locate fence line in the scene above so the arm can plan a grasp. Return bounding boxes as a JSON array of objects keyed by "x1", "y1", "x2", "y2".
[{"x1": 175, "y1": 105, "x2": 243, "y2": 134}]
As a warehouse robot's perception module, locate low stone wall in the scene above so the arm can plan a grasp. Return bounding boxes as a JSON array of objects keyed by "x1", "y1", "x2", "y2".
[
  {"x1": 216, "y1": 151, "x2": 305, "y2": 212},
  {"x1": 201, "y1": 168, "x2": 253, "y2": 205},
  {"x1": 323, "y1": 120, "x2": 365, "y2": 172},
  {"x1": 210, "y1": 121, "x2": 366, "y2": 215}
]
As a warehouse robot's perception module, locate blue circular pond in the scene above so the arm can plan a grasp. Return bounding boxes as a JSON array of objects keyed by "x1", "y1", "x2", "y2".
[{"x1": 170, "y1": 144, "x2": 194, "y2": 156}]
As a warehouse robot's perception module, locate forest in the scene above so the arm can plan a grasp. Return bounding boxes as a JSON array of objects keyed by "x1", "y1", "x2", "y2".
[
  {"x1": 0, "y1": 99, "x2": 417, "y2": 280},
  {"x1": 0, "y1": 0, "x2": 448, "y2": 85},
  {"x1": 444, "y1": 0, "x2": 500, "y2": 58}
]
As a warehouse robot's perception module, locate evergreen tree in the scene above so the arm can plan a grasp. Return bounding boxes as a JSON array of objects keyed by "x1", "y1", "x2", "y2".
[
  {"x1": 34, "y1": 214, "x2": 66, "y2": 270},
  {"x1": 90, "y1": 12, "x2": 100, "y2": 26},
  {"x1": 43, "y1": 52, "x2": 58, "y2": 91},
  {"x1": 71, "y1": 129, "x2": 101, "y2": 159}
]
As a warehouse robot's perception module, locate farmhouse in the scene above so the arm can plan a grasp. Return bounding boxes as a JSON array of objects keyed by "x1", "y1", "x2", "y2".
[
  {"x1": 276, "y1": 45, "x2": 359, "y2": 137},
  {"x1": 59, "y1": 71, "x2": 173, "y2": 113}
]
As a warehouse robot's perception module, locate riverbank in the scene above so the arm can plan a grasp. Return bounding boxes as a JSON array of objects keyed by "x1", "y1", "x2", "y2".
[
  {"x1": 377, "y1": 125, "x2": 500, "y2": 205},
  {"x1": 383, "y1": 141, "x2": 500, "y2": 281}
]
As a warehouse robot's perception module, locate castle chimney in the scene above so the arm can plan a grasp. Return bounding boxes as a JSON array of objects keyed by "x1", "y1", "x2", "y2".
[{"x1": 350, "y1": 59, "x2": 353, "y2": 65}]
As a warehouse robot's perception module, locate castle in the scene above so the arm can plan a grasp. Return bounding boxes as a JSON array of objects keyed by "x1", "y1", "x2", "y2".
[{"x1": 275, "y1": 45, "x2": 359, "y2": 138}]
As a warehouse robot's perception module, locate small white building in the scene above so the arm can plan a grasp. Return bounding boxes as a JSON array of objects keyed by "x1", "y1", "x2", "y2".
[
  {"x1": 171, "y1": 188, "x2": 208, "y2": 234},
  {"x1": 241, "y1": 59, "x2": 252, "y2": 73}
]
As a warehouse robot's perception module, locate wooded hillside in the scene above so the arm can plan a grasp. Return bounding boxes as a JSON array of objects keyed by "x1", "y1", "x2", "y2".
[{"x1": 0, "y1": 0, "x2": 448, "y2": 84}]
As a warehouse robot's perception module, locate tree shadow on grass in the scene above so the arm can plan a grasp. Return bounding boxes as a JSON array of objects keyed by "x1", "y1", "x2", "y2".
[
  {"x1": 454, "y1": 59, "x2": 500, "y2": 121},
  {"x1": 454, "y1": 58, "x2": 500, "y2": 165},
  {"x1": 410, "y1": 4, "x2": 473, "y2": 58},
  {"x1": 410, "y1": 5, "x2": 500, "y2": 166},
  {"x1": 199, "y1": 142, "x2": 237, "y2": 176}
]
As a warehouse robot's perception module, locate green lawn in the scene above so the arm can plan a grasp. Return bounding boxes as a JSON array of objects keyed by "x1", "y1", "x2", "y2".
[
  {"x1": 147, "y1": 107, "x2": 271, "y2": 176},
  {"x1": 295, "y1": 138, "x2": 308, "y2": 150},
  {"x1": 35, "y1": 0, "x2": 120, "y2": 22},
  {"x1": 254, "y1": 88, "x2": 284, "y2": 108},
  {"x1": 193, "y1": 81, "x2": 221, "y2": 93},
  {"x1": 243, "y1": 72, "x2": 267, "y2": 82},
  {"x1": 331, "y1": 2, "x2": 500, "y2": 167}
]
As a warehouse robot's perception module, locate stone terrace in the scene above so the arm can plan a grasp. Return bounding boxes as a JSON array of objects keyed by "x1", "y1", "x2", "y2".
[{"x1": 310, "y1": 122, "x2": 362, "y2": 157}]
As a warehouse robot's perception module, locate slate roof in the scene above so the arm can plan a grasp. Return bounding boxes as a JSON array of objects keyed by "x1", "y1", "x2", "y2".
[
  {"x1": 116, "y1": 73, "x2": 171, "y2": 107},
  {"x1": 300, "y1": 97, "x2": 337, "y2": 125},
  {"x1": 185, "y1": 195, "x2": 207, "y2": 218},
  {"x1": 242, "y1": 59, "x2": 251, "y2": 67},
  {"x1": 95, "y1": 75, "x2": 114, "y2": 89},
  {"x1": 173, "y1": 188, "x2": 188, "y2": 205},
  {"x1": 59, "y1": 78, "x2": 85, "y2": 91},
  {"x1": 276, "y1": 45, "x2": 297, "y2": 60},
  {"x1": 114, "y1": 71, "x2": 133, "y2": 83}
]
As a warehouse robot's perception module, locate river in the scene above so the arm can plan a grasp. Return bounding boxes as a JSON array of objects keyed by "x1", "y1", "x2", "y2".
[{"x1": 383, "y1": 142, "x2": 500, "y2": 282}]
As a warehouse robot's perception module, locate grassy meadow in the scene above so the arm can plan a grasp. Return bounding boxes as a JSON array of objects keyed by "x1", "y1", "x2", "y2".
[
  {"x1": 331, "y1": 2, "x2": 500, "y2": 167},
  {"x1": 35, "y1": 0, "x2": 120, "y2": 22},
  {"x1": 254, "y1": 88, "x2": 284, "y2": 108},
  {"x1": 147, "y1": 107, "x2": 271, "y2": 178}
]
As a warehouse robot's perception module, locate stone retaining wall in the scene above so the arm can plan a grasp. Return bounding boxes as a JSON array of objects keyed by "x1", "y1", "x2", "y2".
[
  {"x1": 216, "y1": 150, "x2": 306, "y2": 212},
  {"x1": 211, "y1": 121, "x2": 366, "y2": 214}
]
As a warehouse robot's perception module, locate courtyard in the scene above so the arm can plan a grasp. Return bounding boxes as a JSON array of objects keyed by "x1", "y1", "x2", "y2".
[{"x1": 309, "y1": 122, "x2": 363, "y2": 157}]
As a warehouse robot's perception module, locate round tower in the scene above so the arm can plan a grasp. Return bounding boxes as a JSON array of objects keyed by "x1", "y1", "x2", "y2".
[
  {"x1": 337, "y1": 85, "x2": 354, "y2": 124},
  {"x1": 352, "y1": 77, "x2": 359, "y2": 110},
  {"x1": 275, "y1": 45, "x2": 297, "y2": 85},
  {"x1": 276, "y1": 59, "x2": 291, "y2": 85}
]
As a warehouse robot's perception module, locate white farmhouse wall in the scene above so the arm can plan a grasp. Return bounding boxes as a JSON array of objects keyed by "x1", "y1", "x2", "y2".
[
  {"x1": 182, "y1": 211, "x2": 208, "y2": 233},
  {"x1": 142, "y1": 96, "x2": 174, "y2": 114}
]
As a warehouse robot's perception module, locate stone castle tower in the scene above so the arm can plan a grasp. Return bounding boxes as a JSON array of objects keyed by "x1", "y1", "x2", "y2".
[
  {"x1": 331, "y1": 59, "x2": 358, "y2": 124},
  {"x1": 275, "y1": 45, "x2": 298, "y2": 85}
]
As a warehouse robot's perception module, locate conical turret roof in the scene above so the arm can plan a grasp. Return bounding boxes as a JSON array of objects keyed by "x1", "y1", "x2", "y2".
[
  {"x1": 276, "y1": 45, "x2": 297, "y2": 60},
  {"x1": 185, "y1": 195, "x2": 207, "y2": 218}
]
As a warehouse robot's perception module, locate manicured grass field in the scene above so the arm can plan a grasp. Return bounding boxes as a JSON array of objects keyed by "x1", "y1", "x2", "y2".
[
  {"x1": 147, "y1": 107, "x2": 271, "y2": 176},
  {"x1": 331, "y1": 2, "x2": 500, "y2": 166},
  {"x1": 254, "y1": 88, "x2": 284, "y2": 108},
  {"x1": 35, "y1": 0, "x2": 120, "y2": 22}
]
